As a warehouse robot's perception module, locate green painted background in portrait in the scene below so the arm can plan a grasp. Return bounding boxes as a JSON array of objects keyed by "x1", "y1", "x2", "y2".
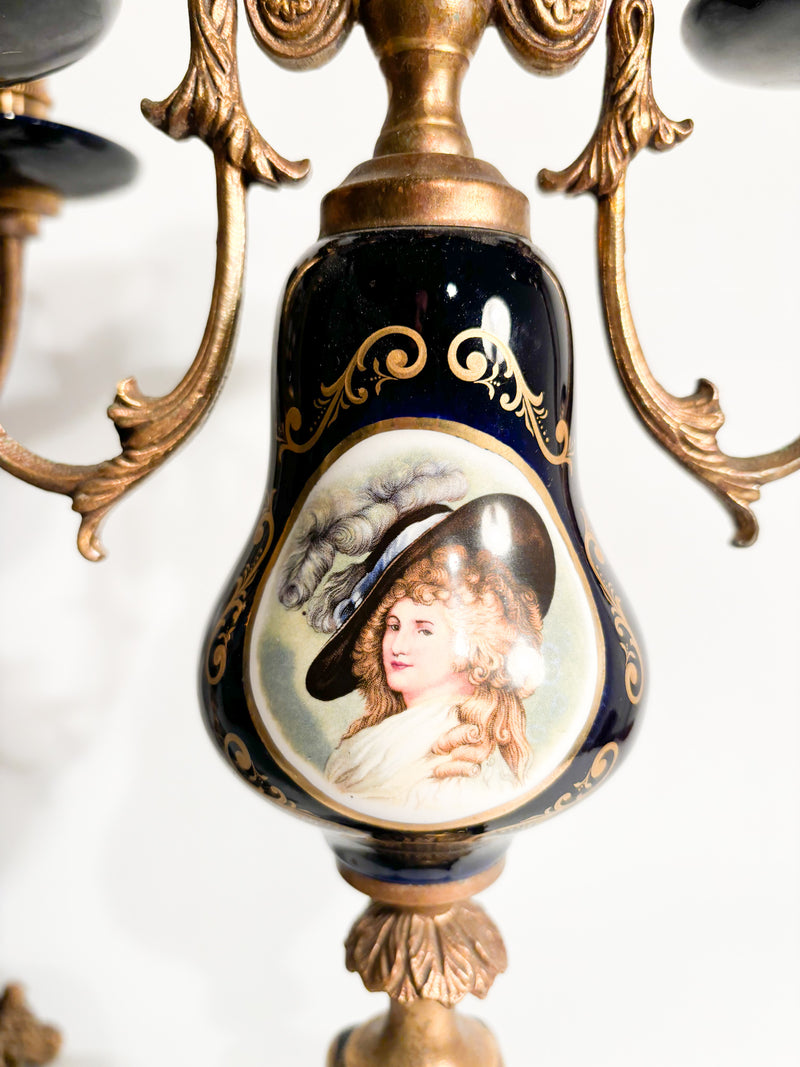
[{"x1": 248, "y1": 427, "x2": 599, "y2": 821}]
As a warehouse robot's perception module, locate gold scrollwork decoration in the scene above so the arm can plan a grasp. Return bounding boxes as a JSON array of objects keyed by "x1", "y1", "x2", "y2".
[
  {"x1": 245, "y1": 0, "x2": 355, "y2": 69},
  {"x1": 494, "y1": 0, "x2": 606, "y2": 74},
  {"x1": 540, "y1": 0, "x2": 800, "y2": 546},
  {"x1": 584, "y1": 521, "x2": 643, "y2": 705},
  {"x1": 0, "y1": 0, "x2": 308, "y2": 561},
  {"x1": 279, "y1": 326, "x2": 428, "y2": 456},
  {"x1": 205, "y1": 496, "x2": 276, "y2": 685},
  {"x1": 223, "y1": 733, "x2": 296, "y2": 808},
  {"x1": 447, "y1": 328, "x2": 571, "y2": 466},
  {"x1": 345, "y1": 898, "x2": 507, "y2": 1008},
  {"x1": 545, "y1": 741, "x2": 619, "y2": 816}
]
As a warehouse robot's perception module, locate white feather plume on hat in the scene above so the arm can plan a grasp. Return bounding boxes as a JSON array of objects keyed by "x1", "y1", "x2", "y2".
[{"x1": 279, "y1": 460, "x2": 468, "y2": 633}]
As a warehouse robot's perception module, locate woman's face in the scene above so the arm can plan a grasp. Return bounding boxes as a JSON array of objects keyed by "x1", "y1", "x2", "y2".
[{"x1": 381, "y1": 597, "x2": 474, "y2": 708}]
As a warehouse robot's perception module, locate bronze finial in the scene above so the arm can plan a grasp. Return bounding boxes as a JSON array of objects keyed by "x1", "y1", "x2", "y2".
[{"x1": 322, "y1": 0, "x2": 530, "y2": 237}]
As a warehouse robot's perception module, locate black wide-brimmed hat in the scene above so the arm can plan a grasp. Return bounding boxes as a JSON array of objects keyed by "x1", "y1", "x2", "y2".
[{"x1": 306, "y1": 493, "x2": 556, "y2": 702}]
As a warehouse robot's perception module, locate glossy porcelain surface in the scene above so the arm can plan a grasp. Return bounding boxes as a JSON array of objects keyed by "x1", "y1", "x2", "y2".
[
  {"x1": 0, "y1": 0, "x2": 121, "y2": 84},
  {"x1": 201, "y1": 229, "x2": 644, "y2": 883},
  {"x1": 0, "y1": 116, "x2": 137, "y2": 197},
  {"x1": 683, "y1": 0, "x2": 800, "y2": 85}
]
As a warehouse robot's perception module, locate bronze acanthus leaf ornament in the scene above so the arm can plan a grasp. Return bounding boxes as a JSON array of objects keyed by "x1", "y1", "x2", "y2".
[{"x1": 540, "y1": 0, "x2": 800, "y2": 546}]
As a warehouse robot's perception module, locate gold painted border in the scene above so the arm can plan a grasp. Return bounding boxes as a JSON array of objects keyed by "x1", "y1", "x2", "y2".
[{"x1": 243, "y1": 418, "x2": 607, "y2": 833}]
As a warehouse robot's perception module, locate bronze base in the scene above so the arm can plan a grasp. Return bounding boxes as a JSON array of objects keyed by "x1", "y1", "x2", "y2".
[{"x1": 328, "y1": 1001, "x2": 503, "y2": 1067}]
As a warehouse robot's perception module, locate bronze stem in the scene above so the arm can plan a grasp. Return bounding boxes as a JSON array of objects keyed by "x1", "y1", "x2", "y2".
[{"x1": 0, "y1": 236, "x2": 24, "y2": 396}]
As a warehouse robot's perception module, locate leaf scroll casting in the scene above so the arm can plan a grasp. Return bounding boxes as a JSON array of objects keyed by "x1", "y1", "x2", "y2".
[
  {"x1": 539, "y1": 0, "x2": 691, "y2": 199},
  {"x1": 0, "y1": 0, "x2": 307, "y2": 560},
  {"x1": 143, "y1": 0, "x2": 309, "y2": 185},
  {"x1": 346, "y1": 899, "x2": 507, "y2": 1007},
  {"x1": 540, "y1": 0, "x2": 800, "y2": 545}
]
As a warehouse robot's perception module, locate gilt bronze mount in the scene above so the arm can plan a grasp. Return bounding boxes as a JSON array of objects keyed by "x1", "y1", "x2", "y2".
[
  {"x1": 1, "y1": 0, "x2": 797, "y2": 551},
  {"x1": 330, "y1": 862, "x2": 506, "y2": 1066}
]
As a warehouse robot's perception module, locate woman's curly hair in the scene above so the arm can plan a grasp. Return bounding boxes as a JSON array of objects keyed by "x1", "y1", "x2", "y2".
[{"x1": 346, "y1": 544, "x2": 544, "y2": 780}]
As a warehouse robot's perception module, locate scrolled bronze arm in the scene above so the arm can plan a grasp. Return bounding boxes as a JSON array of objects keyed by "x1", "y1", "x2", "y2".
[
  {"x1": 0, "y1": 0, "x2": 309, "y2": 561},
  {"x1": 539, "y1": 0, "x2": 800, "y2": 546}
]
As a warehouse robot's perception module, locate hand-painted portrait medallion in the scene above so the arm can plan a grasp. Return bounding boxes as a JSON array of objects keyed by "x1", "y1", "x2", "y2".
[{"x1": 245, "y1": 425, "x2": 603, "y2": 830}]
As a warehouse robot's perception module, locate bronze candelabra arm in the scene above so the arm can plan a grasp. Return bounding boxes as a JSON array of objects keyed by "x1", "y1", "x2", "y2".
[
  {"x1": 540, "y1": 0, "x2": 800, "y2": 547},
  {"x1": 0, "y1": 0, "x2": 308, "y2": 562}
]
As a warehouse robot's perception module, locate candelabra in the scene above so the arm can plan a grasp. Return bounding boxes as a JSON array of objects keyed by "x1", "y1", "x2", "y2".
[{"x1": 1, "y1": 2, "x2": 800, "y2": 1067}]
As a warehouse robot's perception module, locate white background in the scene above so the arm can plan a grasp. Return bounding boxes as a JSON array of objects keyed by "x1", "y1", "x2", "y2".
[{"x1": 0, "y1": 2, "x2": 798, "y2": 1065}]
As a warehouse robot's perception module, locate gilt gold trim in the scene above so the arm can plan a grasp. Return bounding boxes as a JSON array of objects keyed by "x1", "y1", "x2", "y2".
[
  {"x1": 447, "y1": 328, "x2": 571, "y2": 466},
  {"x1": 205, "y1": 496, "x2": 276, "y2": 685},
  {"x1": 0, "y1": 0, "x2": 308, "y2": 560},
  {"x1": 223, "y1": 732, "x2": 296, "y2": 808},
  {"x1": 277, "y1": 323, "x2": 569, "y2": 466},
  {"x1": 278, "y1": 327, "x2": 428, "y2": 456},
  {"x1": 540, "y1": 0, "x2": 800, "y2": 545},
  {"x1": 544, "y1": 741, "x2": 619, "y2": 815},
  {"x1": 583, "y1": 519, "x2": 643, "y2": 705},
  {"x1": 243, "y1": 418, "x2": 607, "y2": 834}
]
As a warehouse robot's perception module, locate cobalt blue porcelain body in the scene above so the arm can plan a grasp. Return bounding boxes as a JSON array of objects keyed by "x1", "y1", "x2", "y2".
[
  {"x1": 201, "y1": 228, "x2": 644, "y2": 885},
  {"x1": 0, "y1": 115, "x2": 137, "y2": 197},
  {"x1": 0, "y1": 0, "x2": 121, "y2": 84}
]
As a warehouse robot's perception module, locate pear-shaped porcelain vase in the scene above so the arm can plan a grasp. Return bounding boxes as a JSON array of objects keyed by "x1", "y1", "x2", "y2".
[{"x1": 200, "y1": 226, "x2": 644, "y2": 887}]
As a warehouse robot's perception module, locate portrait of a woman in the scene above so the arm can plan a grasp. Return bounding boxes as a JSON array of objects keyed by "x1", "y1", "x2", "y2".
[{"x1": 298, "y1": 485, "x2": 557, "y2": 814}]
